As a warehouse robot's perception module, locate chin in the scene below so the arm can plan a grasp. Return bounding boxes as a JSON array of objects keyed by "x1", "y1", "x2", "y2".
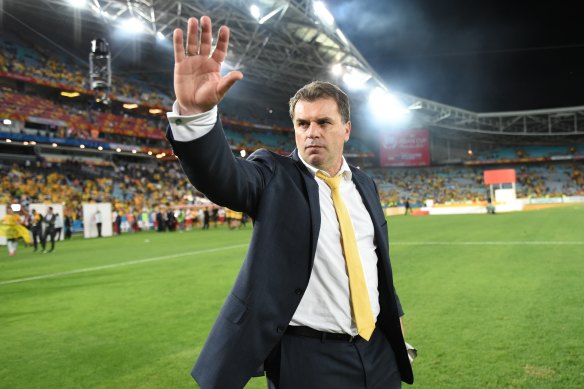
[{"x1": 304, "y1": 154, "x2": 323, "y2": 167}]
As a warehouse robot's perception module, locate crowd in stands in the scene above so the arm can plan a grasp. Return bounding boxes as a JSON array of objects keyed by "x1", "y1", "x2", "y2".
[
  {"x1": 0, "y1": 160, "x2": 198, "y2": 229},
  {"x1": 371, "y1": 162, "x2": 584, "y2": 207},
  {"x1": 1, "y1": 32, "x2": 582, "y2": 220},
  {"x1": 0, "y1": 33, "x2": 173, "y2": 107},
  {"x1": 0, "y1": 34, "x2": 375, "y2": 157},
  {"x1": 3, "y1": 157, "x2": 583, "y2": 230}
]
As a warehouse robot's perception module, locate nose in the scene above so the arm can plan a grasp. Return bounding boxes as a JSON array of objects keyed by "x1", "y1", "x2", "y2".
[{"x1": 306, "y1": 122, "x2": 320, "y2": 138}]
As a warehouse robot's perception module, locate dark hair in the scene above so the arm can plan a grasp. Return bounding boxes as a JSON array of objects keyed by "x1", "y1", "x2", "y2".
[{"x1": 289, "y1": 81, "x2": 350, "y2": 123}]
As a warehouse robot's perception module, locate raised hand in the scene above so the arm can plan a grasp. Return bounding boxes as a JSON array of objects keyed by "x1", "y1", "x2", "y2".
[{"x1": 173, "y1": 16, "x2": 243, "y2": 115}]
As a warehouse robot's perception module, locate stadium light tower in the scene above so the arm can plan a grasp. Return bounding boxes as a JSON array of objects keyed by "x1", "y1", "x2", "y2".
[{"x1": 89, "y1": 38, "x2": 112, "y2": 104}]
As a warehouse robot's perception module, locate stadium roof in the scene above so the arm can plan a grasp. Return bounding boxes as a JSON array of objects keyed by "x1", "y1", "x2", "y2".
[{"x1": 2, "y1": 0, "x2": 584, "y2": 136}]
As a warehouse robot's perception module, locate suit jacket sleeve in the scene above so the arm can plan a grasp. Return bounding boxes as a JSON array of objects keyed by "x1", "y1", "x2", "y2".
[{"x1": 167, "y1": 118, "x2": 275, "y2": 218}]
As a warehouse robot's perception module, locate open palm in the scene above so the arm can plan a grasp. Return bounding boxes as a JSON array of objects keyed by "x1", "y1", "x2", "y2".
[{"x1": 173, "y1": 17, "x2": 243, "y2": 115}]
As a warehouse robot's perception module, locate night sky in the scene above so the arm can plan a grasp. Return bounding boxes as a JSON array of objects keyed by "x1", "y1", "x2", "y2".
[{"x1": 331, "y1": 0, "x2": 584, "y2": 112}]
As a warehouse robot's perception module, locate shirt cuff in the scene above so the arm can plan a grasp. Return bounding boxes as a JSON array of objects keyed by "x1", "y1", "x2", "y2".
[{"x1": 166, "y1": 102, "x2": 218, "y2": 142}]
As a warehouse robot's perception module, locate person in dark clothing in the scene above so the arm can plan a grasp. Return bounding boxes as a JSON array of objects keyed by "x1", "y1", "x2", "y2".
[
  {"x1": 115, "y1": 212, "x2": 122, "y2": 235},
  {"x1": 30, "y1": 209, "x2": 43, "y2": 252},
  {"x1": 167, "y1": 209, "x2": 177, "y2": 231},
  {"x1": 156, "y1": 210, "x2": 166, "y2": 232},
  {"x1": 41, "y1": 207, "x2": 57, "y2": 253},
  {"x1": 64, "y1": 215, "x2": 72, "y2": 240},
  {"x1": 404, "y1": 198, "x2": 411, "y2": 215},
  {"x1": 202, "y1": 208, "x2": 210, "y2": 230}
]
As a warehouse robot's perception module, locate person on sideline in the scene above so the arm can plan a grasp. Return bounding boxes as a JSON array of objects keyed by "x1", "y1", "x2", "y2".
[
  {"x1": 167, "y1": 16, "x2": 413, "y2": 389},
  {"x1": 0, "y1": 208, "x2": 32, "y2": 256},
  {"x1": 30, "y1": 209, "x2": 44, "y2": 251},
  {"x1": 41, "y1": 206, "x2": 57, "y2": 253}
]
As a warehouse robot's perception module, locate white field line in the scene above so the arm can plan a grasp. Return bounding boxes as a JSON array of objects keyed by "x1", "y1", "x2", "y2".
[
  {"x1": 0, "y1": 244, "x2": 248, "y2": 286},
  {"x1": 392, "y1": 241, "x2": 584, "y2": 245},
  {"x1": 2, "y1": 241, "x2": 581, "y2": 286}
]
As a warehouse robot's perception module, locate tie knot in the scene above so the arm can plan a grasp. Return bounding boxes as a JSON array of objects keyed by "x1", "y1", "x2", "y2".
[{"x1": 316, "y1": 171, "x2": 342, "y2": 190}]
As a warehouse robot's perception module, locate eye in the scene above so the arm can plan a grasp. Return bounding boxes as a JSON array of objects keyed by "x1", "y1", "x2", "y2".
[{"x1": 296, "y1": 121, "x2": 309, "y2": 130}]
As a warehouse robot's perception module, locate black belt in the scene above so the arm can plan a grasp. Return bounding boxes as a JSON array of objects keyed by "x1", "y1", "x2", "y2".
[{"x1": 285, "y1": 326, "x2": 358, "y2": 342}]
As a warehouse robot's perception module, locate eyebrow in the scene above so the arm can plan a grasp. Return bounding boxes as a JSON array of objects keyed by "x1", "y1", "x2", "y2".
[{"x1": 295, "y1": 116, "x2": 333, "y2": 123}]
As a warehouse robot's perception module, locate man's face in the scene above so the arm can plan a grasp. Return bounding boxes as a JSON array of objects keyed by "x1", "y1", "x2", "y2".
[{"x1": 293, "y1": 98, "x2": 351, "y2": 176}]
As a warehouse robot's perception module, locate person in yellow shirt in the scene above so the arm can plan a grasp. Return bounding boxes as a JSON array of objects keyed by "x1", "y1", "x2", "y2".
[{"x1": 0, "y1": 208, "x2": 32, "y2": 256}]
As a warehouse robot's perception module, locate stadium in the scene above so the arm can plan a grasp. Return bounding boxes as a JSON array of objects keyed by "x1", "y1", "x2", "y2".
[{"x1": 0, "y1": 1, "x2": 582, "y2": 388}]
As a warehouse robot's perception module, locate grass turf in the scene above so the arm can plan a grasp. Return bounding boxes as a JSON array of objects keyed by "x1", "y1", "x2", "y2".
[{"x1": 0, "y1": 206, "x2": 582, "y2": 388}]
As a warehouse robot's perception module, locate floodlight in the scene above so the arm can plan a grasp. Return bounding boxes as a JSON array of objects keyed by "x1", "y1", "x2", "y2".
[
  {"x1": 5, "y1": 139, "x2": 11, "y2": 143},
  {"x1": 148, "y1": 151, "x2": 153, "y2": 155},
  {"x1": 331, "y1": 63, "x2": 343, "y2": 76},
  {"x1": 67, "y1": 0, "x2": 86, "y2": 8},
  {"x1": 149, "y1": 108, "x2": 162, "y2": 114},
  {"x1": 120, "y1": 17, "x2": 145, "y2": 33},
  {"x1": 250, "y1": 5, "x2": 261, "y2": 20},
  {"x1": 314, "y1": 1, "x2": 335, "y2": 26},
  {"x1": 24, "y1": 141, "x2": 29, "y2": 145},
  {"x1": 30, "y1": 141, "x2": 36, "y2": 145},
  {"x1": 52, "y1": 143, "x2": 58, "y2": 147},
  {"x1": 132, "y1": 149, "x2": 137, "y2": 154},
  {"x1": 3, "y1": 119, "x2": 12, "y2": 125},
  {"x1": 369, "y1": 87, "x2": 410, "y2": 121},
  {"x1": 342, "y1": 66, "x2": 371, "y2": 89},
  {"x1": 98, "y1": 146, "x2": 103, "y2": 150},
  {"x1": 240, "y1": 150, "x2": 247, "y2": 157},
  {"x1": 116, "y1": 148, "x2": 122, "y2": 152},
  {"x1": 156, "y1": 31, "x2": 165, "y2": 40},
  {"x1": 80, "y1": 144, "x2": 85, "y2": 149},
  {"x1": 123, "y1": 103, "x2": 139, "y2": 109}
]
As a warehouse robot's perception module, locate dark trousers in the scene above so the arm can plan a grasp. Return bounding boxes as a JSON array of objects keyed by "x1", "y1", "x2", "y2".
[
  {"x1": 266, "y1": 328, "x2": 401, "y2": 389},
  {"x1": 32, "y1": 227, "x2": 42, "y2": 251},
  {"x1": 97, "y1": 222, "x2": 102, "y2": 237},
  {"x1": 42, "y1": 228, "x2": 56, "y2": 251}
]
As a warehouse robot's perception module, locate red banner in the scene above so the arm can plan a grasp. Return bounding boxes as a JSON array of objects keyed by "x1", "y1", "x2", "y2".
[
  {"x1": 484, "y1": 169, "x2": 516, "y2": 185},
  {"x1": 379, "y1": 129, "x2": 430, "y2": 167}
]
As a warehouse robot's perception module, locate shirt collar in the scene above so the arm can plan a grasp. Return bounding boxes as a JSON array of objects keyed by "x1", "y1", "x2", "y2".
[{"x1": 297, "y1": 151, "x2": 352, "y2": 181}]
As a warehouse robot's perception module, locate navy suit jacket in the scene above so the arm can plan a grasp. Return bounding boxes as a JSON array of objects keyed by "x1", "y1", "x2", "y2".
[{"x1": 168, "y1": 118, "x2": 414, "y2": 388}]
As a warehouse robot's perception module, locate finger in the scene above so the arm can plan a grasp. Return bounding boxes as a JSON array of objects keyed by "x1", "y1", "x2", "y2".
[
  {"x1": 173, "y1": 28, "x2": 185, "y2": 63},
  {"x1": 199, "y1": 16, "x2": 213, "y2": 57},
  {"x1": 185, "y1": 17, "x2": 199, "y2": 56},
  {"x1": 212, "y1": 25, "x2": 230, "y2": 63},
  {"x1": 217, "y1": 70, "x2": 243, "y2": 98}
]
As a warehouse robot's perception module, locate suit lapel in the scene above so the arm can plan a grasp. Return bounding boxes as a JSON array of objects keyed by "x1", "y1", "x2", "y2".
[
  {"x1": 290, "y1": 150, "x2": 320, "y2": 269},
  {"x1": 291, "y1": 150, "x2": 321, "y2": 268}
]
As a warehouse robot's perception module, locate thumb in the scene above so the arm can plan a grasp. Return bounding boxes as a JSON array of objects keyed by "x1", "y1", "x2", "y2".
[{"x1": 217, "y1": 70, "x2": 244, "y2": 98}]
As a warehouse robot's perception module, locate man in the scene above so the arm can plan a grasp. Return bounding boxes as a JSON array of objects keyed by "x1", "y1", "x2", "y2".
[
  {"x1": 167, "y1": 16, "x2": 413, "y2": 389},
  {"x1": 30, "y1": 209, "x2": 43, "y2": 251},
  {"x1": 41, "y1": 206, "x2": 57, "y2": 253}
]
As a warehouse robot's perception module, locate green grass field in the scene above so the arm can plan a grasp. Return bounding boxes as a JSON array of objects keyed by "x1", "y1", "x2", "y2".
[{"x1": 1, "y1": 206, "x2": 583, "y2": 388}]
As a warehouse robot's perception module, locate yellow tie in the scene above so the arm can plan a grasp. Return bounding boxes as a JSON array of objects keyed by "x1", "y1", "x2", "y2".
[{"x1": 316, "y1": 170, "x2": 376, "y2": 341}]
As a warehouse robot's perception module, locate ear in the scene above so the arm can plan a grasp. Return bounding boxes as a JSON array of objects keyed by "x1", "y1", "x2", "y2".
[{"x1": 344, "y1": 121, "x2": 351, "y2": 142}]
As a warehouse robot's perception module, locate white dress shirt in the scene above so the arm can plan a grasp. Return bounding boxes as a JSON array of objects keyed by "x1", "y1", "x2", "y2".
[
  {"x1": 289, "y1": 154, "x2": 379, "y2": 336},
  {"x1": 167, "y1": 105, "x2": 380, "y2": 336}
]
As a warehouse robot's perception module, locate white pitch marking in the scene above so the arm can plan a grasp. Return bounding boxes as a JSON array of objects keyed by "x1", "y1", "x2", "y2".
[
  {"x1": 392, "y1": 241, "x2": 584, "y2": 245},
  {"x1": 0, "y1": 244, "x2": 248, "y2": 286}
]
